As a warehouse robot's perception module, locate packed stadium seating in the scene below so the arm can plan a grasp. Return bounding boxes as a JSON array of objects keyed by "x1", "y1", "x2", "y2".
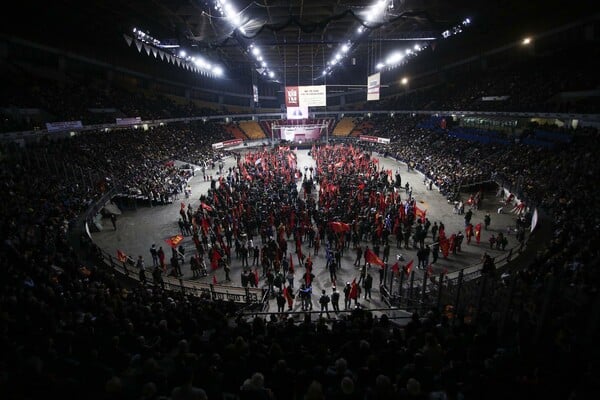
[{"x1": 1, "y1": 20, "x2": 599, "y2": 400}]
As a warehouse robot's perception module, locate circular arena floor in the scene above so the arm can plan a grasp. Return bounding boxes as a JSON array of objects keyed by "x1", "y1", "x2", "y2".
[{"x1": 92, "y1": 147, "x2": 521, "y2": 319}]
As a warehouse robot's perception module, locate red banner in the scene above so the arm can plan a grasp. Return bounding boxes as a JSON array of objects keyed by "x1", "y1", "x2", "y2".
[
  {"x1": 329, "y1": 221, "x2": 351, "y2": 234},
  {"x1": 365, "y1": 248, "x2": 385, "y2": 267},
  {"x1": 165, "y1": 234, "x2": 184, "y2": 248}
]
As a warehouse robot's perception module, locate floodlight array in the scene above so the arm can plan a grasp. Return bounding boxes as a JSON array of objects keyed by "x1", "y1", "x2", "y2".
[
  {"x1": 375, "y1": 17, "x2": 471, "y2": 71},
  {"x1": 130, "y1": 28, "x2": 224, "y2": 78}
]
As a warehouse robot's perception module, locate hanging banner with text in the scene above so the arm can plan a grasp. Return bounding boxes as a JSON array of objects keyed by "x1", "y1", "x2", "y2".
[
  {"x1": 359, "y1": 135, "x2": 390, "y2": 144},
  {"x1": 116, "y1": 117, "x2": 142, "y2": 126},
  {"x1": 212, "y1": 138, "x2": 243, "y2": 149},
  {"x1": 46, "y1": 120, "x2": 83, "y2": 132},
  {"x1": 285, "y1": 85, "x2": 326, "y2": 107},
  {"x1": 286, "y1": 106, "x2": 309, "y2": 119},
  {"x1": 367, "y1": 72, "x2": 381, "y2": 101}
]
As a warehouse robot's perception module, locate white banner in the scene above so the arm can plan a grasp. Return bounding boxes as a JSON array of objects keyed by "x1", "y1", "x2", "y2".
[
  {"x1": 481, "y1": 96, "x2": 510, "y2": 101},
  {"x1": 253, "y1": 85, "x2": 259, "y2": 103},
  {"x1": 116, "y1": 117, "x2": 142, "y2": 126},
  {"x1": 367, "y1": 72, "x2": 380, "y2": 101},
  {"x1": 285, "y1": 85, "x2": 326, "y2": 107},
  {"x1": 530, "y1": 208, "x2": 538, "y2": 233},
  {"x1": 46, "y1": 120, "x2": 83, "y2": 132},
  {"x1": 280, "y1": 126, "x2": 322, "y2": 141},
  {"x1": 286, "y1": 106, "x2": 309, "y2": 119},
  {"x1": 359, "y1": 135, "x2": 390, "y2": 144},
  {"x1": 299, "y1": 85, "x2": 326, "y2": 107}
]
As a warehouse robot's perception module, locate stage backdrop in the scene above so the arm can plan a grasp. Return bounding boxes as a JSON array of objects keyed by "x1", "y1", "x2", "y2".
[{"x1": 279, "y1": 125, "x2": 322, "y2": 142}]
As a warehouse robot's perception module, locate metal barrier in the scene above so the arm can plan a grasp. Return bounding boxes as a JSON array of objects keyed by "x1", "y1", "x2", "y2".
[
  {"x1": 380, "y1": 240, "x2": 528, "y2": 316},
  {"x1": 81, "y1": 188, "x2": 266, "y2": 305}
]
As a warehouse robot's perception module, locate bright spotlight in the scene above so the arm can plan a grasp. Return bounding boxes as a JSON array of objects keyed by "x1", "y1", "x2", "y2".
[
  {"x1": 376, "y1": 63, "x2": 385, "y2": 70},
  {"x1": 268, "y1": 71, "x2": 274, "y2": 78},
  {"x1": 252, "y1": 47, "x2": 260, "y2": 56},
  {"x1": 342, "y1": 44, "x2": 349, "y2": 52},
  {"x1": 213, "y1": 66, "x2": 223, "y2": 76},
  {"x1": 179, "y1": 50, "x2": 186, "y2": 58},
  {"x1": 522, "y1": 37, "x2": 532, "y2": 45},
  {"x1": 401, "y1": 77, "x2": 408, "y2": 85}
]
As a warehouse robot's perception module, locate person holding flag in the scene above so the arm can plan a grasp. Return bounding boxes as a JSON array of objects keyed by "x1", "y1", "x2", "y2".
[
  {"x1": 283, "y1": 284, "x2": 294, "y2": 311},
  {"x1": 475, "y1": 223, "x2": 482, "y2": 244},
  {"x1": 349, "y1": 278, "x2": 361, "y2": 308},
  {"x1": 404, "y1": 259, "x2": 414, "y2": 277}
]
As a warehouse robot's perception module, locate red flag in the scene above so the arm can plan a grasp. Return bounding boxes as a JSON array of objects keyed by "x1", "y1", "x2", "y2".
[
  {"x1": 349, "y1": 278, "x2": 358, "y2": 299},
  {"x1": 475, "y1": 223, "x2": 482, "y2": 244},
  {"x1": 284, "y1": 286, "x2": 293, "y2": 308},
  {"x1": 365, "y1": 248, "x2": 385, "y2": 267},
  {"x1": 414, "y1": 205, "x2": 427, "y2": 223},
  {"x1": 329, "y1": 221, "x2": 351, "y2": 233},
  {"x1": 116, "y1": 249, "x2": 128, "y2": 263},
  {"x1": 201, "y1": 202, "x2": 213, "y2": 212},
  {"x1": 439, "y1": 233, "x2": 450, "y2": 258},
  {"x1": 212, "y1": 275, "x2": 218, "y2": 285},
  {"x1": 165, "y1": 234, "x2": 184, "y2": 248},
  {"x1": 405, "y1": 260, "x2": 414, "y2": 275},
  {"x1": 254, "y1": 269, "x2": 259, "y2": 286},
  {"x1": 391, "y1": 261, "x2": 400, "y2": 273},
  {"x1": 201, "y1": 218, "x2": 210, "y2": 234},
  {"x1": 210, "y1": 249, "x2": 222, "y2": 270}
]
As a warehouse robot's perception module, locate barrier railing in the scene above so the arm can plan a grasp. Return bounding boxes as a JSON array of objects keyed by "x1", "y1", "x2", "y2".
[
  {"x1": 380, "y1": 239, "x2": 527, "y2": 316},
  {"x1": 81, "y1": 188, "x2": 266, "y2": 305}
]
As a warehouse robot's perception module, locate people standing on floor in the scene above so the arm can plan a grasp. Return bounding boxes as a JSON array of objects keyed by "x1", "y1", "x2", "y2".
[
  {"x1": 319, "y1": 289, "x2": 331, "y2": 318},
  {"x1": 382, "y1": 242, "x2": 390, "y2": 264},
  {"x1": 354, "y1": 245, "x2": 363, "y2": 267},
  {"x1": 343, "y1": 282, "x2": 352, "y2": 310},
  {"x1": 363, "y1": 273, "x2": 373, "y2": 301},
  {"x1": 431, "y1": 222, "x2": 439, "y2": 241},
  {"x1": 150, "y1": 244, "x2": 159, "y2": 267},
  {"x1": 484, "y1": 212, "x2": 491, "y2": 230},
  {"x1": 137, "y1": 255, "x2": 146, "y2": 284},
  {"x1": 276, "y1": 290, "x2": 286, "y2": 313},
  {"x1": 331, "y1": 287, "x2": 340, "y2": 313},
  {"x1": 110, "y1": 213, "x2": 117, "y2": 230},
  {"x1": 158, "y1": 246, "x2": 166, "y2": 271},
  {"x1": 432, "y1": 242, "x2": 439, "y2": 264}
]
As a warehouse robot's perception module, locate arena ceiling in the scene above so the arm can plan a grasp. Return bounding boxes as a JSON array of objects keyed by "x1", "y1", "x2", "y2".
[{"x1": 3, "y1": 0, "x2": 596, "y2": 87}]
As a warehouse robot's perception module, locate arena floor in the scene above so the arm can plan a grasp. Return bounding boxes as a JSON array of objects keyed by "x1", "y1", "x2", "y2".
[{"x1": 92, "y1": 147, "x2": 520, "y2": 320}]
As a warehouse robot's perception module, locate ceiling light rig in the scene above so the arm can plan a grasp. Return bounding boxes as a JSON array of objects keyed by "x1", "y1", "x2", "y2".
[
  {"x1": 320, "y1": 0, "x2": 392, "y2": 79},
  {"x1": 374, "y1": 17, "x2": 472, "y2": 72},
  {"x1": 247, "y1": 43, "x2": 277, "y2": 82},
  {"x1": 214, "y1": 0, "x2": 277, "y2": 82},
  {"x1": 129, "y1": 28, "x2": 224, "y2": 78}
]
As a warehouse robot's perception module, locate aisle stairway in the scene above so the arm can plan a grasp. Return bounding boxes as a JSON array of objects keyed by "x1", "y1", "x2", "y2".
[
  {"x1": 239, "y1": 120, "x2": 267, "y2": 139},
  {"x1": 332, "y1": 117, "x2": 356, "y2": 137},
  {"x1": 223, "y1": 123, "x2": 249, "y2": 140}
]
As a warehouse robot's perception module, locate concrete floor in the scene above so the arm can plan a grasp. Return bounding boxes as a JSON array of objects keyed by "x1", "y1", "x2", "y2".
[{"x1": 92, "y1": 147, "x2": 520, "y2": 320}]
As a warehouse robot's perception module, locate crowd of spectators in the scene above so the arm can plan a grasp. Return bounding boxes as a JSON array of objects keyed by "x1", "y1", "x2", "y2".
[
  {"x1": 370, "y1": 48, "x2": 598, "y2": 114},
  {"x1": 0, "y1": 70, "x2": 221, "y2": 132},
  {"x1": 1, "y1": 93, "x2": 599, "y2": 399}
]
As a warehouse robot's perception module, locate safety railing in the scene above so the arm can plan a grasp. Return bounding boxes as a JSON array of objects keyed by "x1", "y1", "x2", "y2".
[{"x1": 81, "y1": 187, "x2": 266, "y2": 306}]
